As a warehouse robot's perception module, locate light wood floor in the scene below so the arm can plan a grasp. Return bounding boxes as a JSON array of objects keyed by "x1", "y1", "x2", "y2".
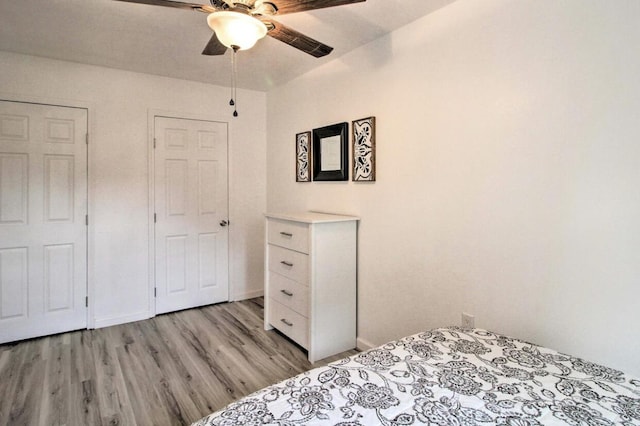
[{"x1": 0, "y1": 298, "x2": 358, "y2": 426}]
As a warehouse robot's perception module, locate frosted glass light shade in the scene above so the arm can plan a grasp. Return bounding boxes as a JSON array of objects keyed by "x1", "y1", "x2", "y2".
[{"x1": 207, "y1": 11, "x2": 267, "y2": 50}]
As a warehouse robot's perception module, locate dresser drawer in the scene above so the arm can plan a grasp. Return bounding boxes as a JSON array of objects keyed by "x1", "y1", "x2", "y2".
[
  {"x1": 269, "y1": 299, "x2": 308, "y2": 349},
  {"x1": 269, "y1": 272, "x2": 308, "y2": 316},
  {"x1": 268, "y1": 244, "x2": 308, "y2": 285},
  {"x1": 267, "y1": 219, "x2": 309, "y2": 254}
]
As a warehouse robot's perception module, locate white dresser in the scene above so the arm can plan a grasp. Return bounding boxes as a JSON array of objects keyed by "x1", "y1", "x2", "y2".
[{"x1": 264, "y1": 211, "x2": 359, "y2": 363}]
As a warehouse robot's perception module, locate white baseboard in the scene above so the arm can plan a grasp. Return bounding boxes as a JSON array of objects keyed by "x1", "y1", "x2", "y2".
[
  {"x1": 93, "y1": 311, "x2": 151, "y2": 329},
  {"x1": 356, "y1": 337, "x2": 376, "y2": 351},
  {"x1": 232, "y1": 288, "x2": 264, "y2": 302}
]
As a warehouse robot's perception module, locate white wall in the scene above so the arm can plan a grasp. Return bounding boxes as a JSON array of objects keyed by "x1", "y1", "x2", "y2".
[
  {"x1": 267, "y1": 0, "x2": 640, "y2": 375},
  {"x1": 0, "y1": 51, "x2": 266, "y2": 327}
]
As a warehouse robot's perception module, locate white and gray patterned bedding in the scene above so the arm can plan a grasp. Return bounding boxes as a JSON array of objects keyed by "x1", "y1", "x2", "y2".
[{"x1": 193, "y1": 327, "x2": 640, "y2": 425}]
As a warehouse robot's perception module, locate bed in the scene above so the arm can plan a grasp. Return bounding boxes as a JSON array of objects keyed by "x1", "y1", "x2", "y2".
[{"x1": 193, "y1": 327, "x2": 640, "y2": 425}]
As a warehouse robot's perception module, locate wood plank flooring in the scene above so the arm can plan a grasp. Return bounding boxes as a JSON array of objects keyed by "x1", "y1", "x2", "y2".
[{"x1": 0, "y1": 298, "x2": 358, "y2": 426}]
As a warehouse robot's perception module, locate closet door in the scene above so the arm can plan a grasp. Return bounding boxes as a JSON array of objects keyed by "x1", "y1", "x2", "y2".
[
  {"x1": 0, "y1": 100, "x2": 88, "y2": 343},
  {"x1": 154, "y1": 116, "x2": 229, "y2": 314}
]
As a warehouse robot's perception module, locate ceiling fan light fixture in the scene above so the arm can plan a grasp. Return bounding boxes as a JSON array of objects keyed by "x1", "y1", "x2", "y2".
[{"x1": 207, "y1": 11, "x2": 267, "y2": 50}]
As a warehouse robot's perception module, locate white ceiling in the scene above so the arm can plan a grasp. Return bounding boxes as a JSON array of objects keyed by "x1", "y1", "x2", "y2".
[{"x1": 0, "y1": 0, "x2": 456, "y2": 91}]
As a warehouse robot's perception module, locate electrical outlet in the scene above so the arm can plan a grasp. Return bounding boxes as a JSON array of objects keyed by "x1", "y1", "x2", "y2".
[{"x1": 461, "y1": 312, "x2": 475, "y2": 328}]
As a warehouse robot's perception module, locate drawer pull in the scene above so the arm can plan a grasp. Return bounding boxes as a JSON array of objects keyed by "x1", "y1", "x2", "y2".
[
  {"x1": 280, "y1": 232, "x2": 293, "y2": 237},
  {"x1": 280, "y1": 318, "x2": 293, "y2": 327},
  {"x1": 280, "y1": 289, "x2": 294, "y2": 297},
  {"x1": 280, "y1": 261, "x2": 294, "y2": 267}
]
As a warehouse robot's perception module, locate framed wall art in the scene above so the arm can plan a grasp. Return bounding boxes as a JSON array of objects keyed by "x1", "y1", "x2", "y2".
[
  {"x1": 312, "y1": 122, "x2": 349, "y2": 181},
  {"x1": 295, "y1": 131, "x2": 311, "y2": 182},
  {"x1": 352, "y1": 116, "x2": 376, "y2": 181}
]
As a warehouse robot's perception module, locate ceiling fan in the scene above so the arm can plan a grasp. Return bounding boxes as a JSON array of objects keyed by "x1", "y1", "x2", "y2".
[{"x1": 114, "y1": 0, "x2": 367, "y2": 58}]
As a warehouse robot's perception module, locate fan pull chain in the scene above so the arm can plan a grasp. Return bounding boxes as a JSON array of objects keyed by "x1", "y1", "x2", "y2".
[{"x1": 230, "y1": 46, "x2": 239, "y2": 117}]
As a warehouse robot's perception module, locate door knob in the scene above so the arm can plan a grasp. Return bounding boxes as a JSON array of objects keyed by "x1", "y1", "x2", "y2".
[{"x1": 220, "y1": 220, "x2": 228, "y2": 227}]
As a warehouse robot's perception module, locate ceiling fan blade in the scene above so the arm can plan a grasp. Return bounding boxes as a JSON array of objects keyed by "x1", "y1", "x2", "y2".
[
  {"x1": 113, "y1": 0, "x2": 216, "y2": 13},
  {"x1": 202, "y1": 33, "x2": 228, "y2": 55},
  {"x1": 265, "y1": 20, "x2": 333, "y2": 58},
  {"x1": 271, "y1": 0, "x2": 365, "y2": 15}
]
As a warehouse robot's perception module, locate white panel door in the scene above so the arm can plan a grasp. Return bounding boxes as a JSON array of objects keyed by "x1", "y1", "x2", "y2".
[
  {"x1": 0, "y1": 100, "x2": 87, "y2": 343},
  {"x1": 154, "y1": 116, "x2": 229, "y2": 314}
]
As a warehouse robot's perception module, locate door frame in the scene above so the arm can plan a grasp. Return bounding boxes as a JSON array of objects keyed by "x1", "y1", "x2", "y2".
[
  {"x1": 0, "y1": 92, "x2": 95, "y2": 329},
  {"x1": 147, "y1": 109, "x2": 231, "y2": 317}
]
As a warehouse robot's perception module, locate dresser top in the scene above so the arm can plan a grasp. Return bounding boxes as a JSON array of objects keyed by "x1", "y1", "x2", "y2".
[{"x1": 265, "y1": 211, "x2": 360, "y2": 224}]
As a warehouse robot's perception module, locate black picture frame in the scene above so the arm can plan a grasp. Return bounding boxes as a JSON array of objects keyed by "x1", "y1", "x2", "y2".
[{"x1": 312, "y1": 122, "x2": 349, "y2": 181}]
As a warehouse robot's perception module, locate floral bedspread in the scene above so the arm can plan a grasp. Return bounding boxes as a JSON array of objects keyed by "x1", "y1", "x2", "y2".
[{"x1": 193, "y1": 327, "x2": 640, "y2": 425}]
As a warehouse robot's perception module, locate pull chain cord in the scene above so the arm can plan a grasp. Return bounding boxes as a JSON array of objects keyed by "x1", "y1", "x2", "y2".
[{"x1": 230, "y1": 46, "x2": 239, "y2": 117}]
